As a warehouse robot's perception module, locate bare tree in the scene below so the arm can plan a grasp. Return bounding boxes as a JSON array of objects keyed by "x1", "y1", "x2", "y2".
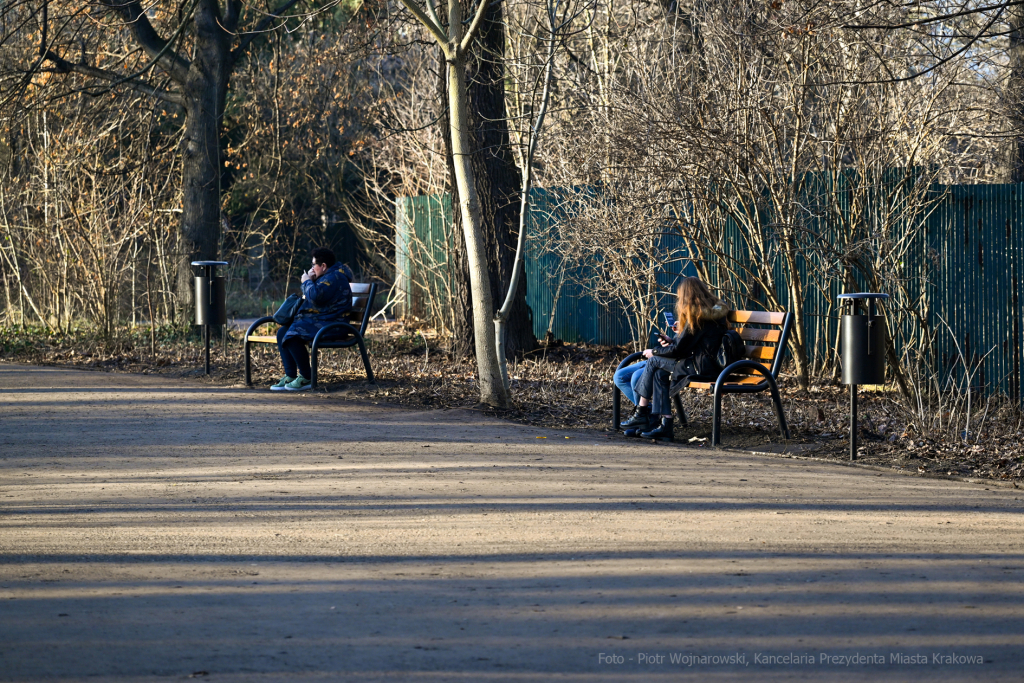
[
  {"x1": 0, "y1": 90, "x2": 181, "y2": 333},
  {"x1": 442, "y1": 0, "x2": 537, "y2": 363},
  {"x1": 395, "y1": 0, "x2": 509, "y2": 406},
  {"x1": 1, "y1": 0, "x2": 313, "y2": 315},
  {"x1": 536, "y1": 0, "x2": 1000, "y2": 394},
  {"x1": 495, "y1": 0, "x2": 591, "y2": 390},
  {"x1": 1007, "y1": 4, "x2": 1024, "y2": 179},
  {"x1": 1, "y1": 4, "x2": 382, "y2": 333}
]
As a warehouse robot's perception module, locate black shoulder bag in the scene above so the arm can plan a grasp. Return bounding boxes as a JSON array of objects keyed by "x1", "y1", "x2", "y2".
[{"x1": 272, "y1": 294, "x2": 304, "y2": 326}]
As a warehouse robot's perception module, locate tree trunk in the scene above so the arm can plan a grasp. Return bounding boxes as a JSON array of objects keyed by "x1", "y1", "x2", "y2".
[
  {"x1": 785, "y1": 261, "x2": 811, "y2": 391},
  {"x1": 447, "y1": 1, "x2": 536, "y2": 359},
  {"x1": 445, "y1": 4, "x2": 509, "y2": 407},
  {"x1": 441, "y1": 51, "x2": 475, "y2": 357},
  {"x1": 1009, "y1": 5, "x2": 1024, "y2": 182},
  {"x1": 175, "y1": 0, "x2": 233, "y2": 318}
]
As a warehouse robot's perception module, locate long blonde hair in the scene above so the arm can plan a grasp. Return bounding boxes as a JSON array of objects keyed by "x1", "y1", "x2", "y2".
[{"x1": 674, "y1": 277, "x2": 720, "y2": 333}]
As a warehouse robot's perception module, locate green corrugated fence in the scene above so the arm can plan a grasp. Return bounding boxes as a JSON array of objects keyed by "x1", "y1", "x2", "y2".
[{"x1": 396, "y1": 181, "x2": 1024, "y2": 400}]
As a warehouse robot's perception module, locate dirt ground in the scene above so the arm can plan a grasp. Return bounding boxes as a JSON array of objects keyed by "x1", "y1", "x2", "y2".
[
  {"x1": 2, "y1": 363, "x2": 1023, "y2": 682},
  {"x1": 9, "y1": 322, "x2": 1022, "y2": 483}
]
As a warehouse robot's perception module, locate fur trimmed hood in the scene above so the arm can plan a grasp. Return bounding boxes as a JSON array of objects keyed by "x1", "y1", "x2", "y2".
[{"x1": 705, "y1": 299, "x2": 731, "y2": 321}]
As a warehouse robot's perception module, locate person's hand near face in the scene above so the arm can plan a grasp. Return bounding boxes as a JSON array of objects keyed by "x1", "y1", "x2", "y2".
[{"x1": 302, "y1": 259, "x2": 328, "y2": 283}]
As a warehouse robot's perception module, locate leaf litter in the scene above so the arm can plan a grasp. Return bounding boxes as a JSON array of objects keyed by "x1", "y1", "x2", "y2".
[{"x1": 4, "y1": 320, "x2": 1021, "y2": 484}]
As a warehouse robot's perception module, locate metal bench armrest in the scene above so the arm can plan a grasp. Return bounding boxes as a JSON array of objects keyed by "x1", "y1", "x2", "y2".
[
  {"x1": 615, "y1": 351, "x2": 646, "y2": 371},
  {"x1": 310, "y1": 321, "x2": 373, "y2": 387},
  {"x1": 245, "y1": 316, "x2": 277, "y2": 338},
  {"x1": 712, "y1": 360, "x2": 789, "y2": 446},
  {"x1": 311, "y1": 321, "x2": 360, "y2": 348}
]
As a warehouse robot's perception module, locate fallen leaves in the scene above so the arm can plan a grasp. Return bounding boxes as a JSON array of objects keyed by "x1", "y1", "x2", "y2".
[{"x1": 5, "y1": 320, "x2": 1023, "y2": 483}]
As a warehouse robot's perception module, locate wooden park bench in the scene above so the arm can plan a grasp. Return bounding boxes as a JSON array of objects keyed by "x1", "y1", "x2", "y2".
[
  {"x1": 243, "y1": 282, "x2": 378, "y2": 389},
  {"x1": 612, "y1": 310, "x2": 793, "y2": 446}
]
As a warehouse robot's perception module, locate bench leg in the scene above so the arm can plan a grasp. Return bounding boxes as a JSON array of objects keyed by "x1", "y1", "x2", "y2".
[
  {"x1": 612, "y1": 388, "x2": 621, "y2": 431},
  {"x1": 244, "y1": 340, "x2": 252, "y2": 387},
  {"x1": 767, "y1": 378, "x2": 790, "y2": 439},
  {"x1": 310, "y1": 345, "x2": 319, "y2": 389},
  {"x1": 673, "y1": 394, "x2": 687, "y2": 427},
  {"x1": 356, "y1": 335, "x2": 374, "y2": 382},
  {"x1": 712, "y1": 385, "x2": 725, "y2": 447}
]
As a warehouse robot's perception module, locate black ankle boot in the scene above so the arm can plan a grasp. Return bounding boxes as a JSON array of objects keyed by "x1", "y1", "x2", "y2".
[
  {"x1": 641, "y1": 417, "x2": 674, "y2": 442},
  {"x1": 620, "y1": 405, "x2": 652, "y2": 431}
]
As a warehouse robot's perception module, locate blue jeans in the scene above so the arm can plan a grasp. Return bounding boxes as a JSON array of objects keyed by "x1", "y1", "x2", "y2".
[
  {"x1": 634, "y1": 356, "x2": 675, "y2": 416},
  {"x1": 613, "y1": 361, "x2": 646, "y2": 405}
]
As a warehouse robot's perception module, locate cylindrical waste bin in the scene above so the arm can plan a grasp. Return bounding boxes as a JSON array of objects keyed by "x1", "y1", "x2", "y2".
[
  {"x1": 838, "y1": 292, "x2": 889, "y2": 461},
  {"x1": 840, "y1": 294, "x2": 888, "y2": 385},
  {"x1": 191, "y1": 260, "x2": 229, "y2": 374},
  {"x1": 194, "y1": 275, "x2": 227, "y2": 326}
]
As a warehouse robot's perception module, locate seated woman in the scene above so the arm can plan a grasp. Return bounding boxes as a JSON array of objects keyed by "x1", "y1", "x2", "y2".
[
  {"x1": 619, "y1": 277, "x2": 730, "y2": 441},
  {"x1": 271, "y1": 248, "x2": 354, "y2": 391}
]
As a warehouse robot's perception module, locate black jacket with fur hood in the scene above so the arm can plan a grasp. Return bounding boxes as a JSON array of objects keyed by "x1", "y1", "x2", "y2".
[{"x1": 652, "y1": 300, "x2": 730, "y2": 378}]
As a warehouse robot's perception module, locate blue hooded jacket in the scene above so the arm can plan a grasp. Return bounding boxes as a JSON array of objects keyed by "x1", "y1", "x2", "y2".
[{"x1": 281, "y1": 263, "x2": 354, "y2": 342}]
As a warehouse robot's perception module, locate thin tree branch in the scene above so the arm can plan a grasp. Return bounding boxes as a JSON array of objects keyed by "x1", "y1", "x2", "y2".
[
  {"x1": 846, "y1": 0, "x2": 1024, "y2": 30},
  {"x1": 459, "y1": 0, "x2": 498, "y2": 54},
  {"x1": 96, "y1": 0, "x2": 191, "y2": 83},
  {"x1": 397, "y1": 0, "x2": 451, "y2": 54},
  {"x1": 231, "y1": 0, "x2": 305, "y2": 62},
  {"x1": 42, "y1": 51, "x2": 185, "y2": 105}
]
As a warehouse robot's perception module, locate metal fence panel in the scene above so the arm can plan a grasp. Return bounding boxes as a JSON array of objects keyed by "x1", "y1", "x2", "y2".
[{"x1": 397, "y1": 182, "x2": 1024, "y2": 399}]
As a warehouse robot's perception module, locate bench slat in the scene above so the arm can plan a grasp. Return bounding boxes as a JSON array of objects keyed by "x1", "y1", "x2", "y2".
[
  {"x1": 735, "y1": 327, "x2": 782, "y2": 343},
  {"x1": 351, "y1": 296, "x2": 369, "y2": 311},
  {"x1": 745, "y1": 345, "x2": 776, "y2": 361},
  {"x1": 729, "y1": 310, "x2": 787, "y2": 325},
  {"x1": 729, "y1": 374, "x2": 769, "y2": 384},
  {"x1": 350, "y1": 283, "x2": 372, "y2": 295},
  {"x1": 688, "y1": 375, "x2": 767, "y2": 391},
  {"x1": 725, "y1": 362, "x2": 770, "y2": 375},
  {"x1": 247, "y1": 335, "x2": 277, "y2": 344}
]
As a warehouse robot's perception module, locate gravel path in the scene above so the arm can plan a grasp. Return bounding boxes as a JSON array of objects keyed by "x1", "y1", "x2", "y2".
[{"x1": 1, "y1": 363, "x2": 1023, "y2": 682}]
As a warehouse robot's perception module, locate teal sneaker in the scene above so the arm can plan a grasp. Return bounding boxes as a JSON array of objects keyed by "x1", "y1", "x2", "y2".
[
  {"x1": 270, "y1": 375, "x2": 295, "y2": 391},
  {"x1": 284, "y1": 375, "x2": 311, "y2": 391}
]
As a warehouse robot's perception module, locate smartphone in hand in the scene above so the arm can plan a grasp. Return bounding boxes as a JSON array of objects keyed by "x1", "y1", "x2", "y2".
[{"x1": 662, "y1": 311, "x2": 676, "y2": 339}]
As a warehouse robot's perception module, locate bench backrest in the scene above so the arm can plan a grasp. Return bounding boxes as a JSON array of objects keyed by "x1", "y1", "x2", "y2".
[
  {"x1": 349, "y1": 282, "x2": 378, "y2": 336},
  {"x1": 727, "y1": 310, "x2": 794, "y2": 379}
]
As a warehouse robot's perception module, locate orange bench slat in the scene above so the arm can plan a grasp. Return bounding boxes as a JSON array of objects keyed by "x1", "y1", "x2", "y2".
[
  {"x1": 735, "y1": 326, "x2": 782, "y2": 342},
  {"x1": 688, "y1": 375, "x2": 767, "y2": 391},
  {"x1": 745, "y1": 344, "x2": 776, "y2": 360},
  {"x1": 728, "y1": 310, "x2": 787, "y2": 325}
]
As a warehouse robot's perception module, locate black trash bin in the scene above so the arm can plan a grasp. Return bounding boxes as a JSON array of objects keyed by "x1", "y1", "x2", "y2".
[
  {"x1": 192, "y1": 260, "x2": 229, "y2": 374},
  {"x1": 838, "y1": 292, "x2": 889, "y2": 460}
]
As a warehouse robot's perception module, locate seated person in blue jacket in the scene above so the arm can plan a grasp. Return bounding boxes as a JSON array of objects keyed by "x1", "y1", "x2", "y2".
[
  {"x1": 271, "y1": 248, "x2": 354, "y2": 391},
  {"x1": 616, "y1": 277, "x2": 730, "y2": 441}
]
